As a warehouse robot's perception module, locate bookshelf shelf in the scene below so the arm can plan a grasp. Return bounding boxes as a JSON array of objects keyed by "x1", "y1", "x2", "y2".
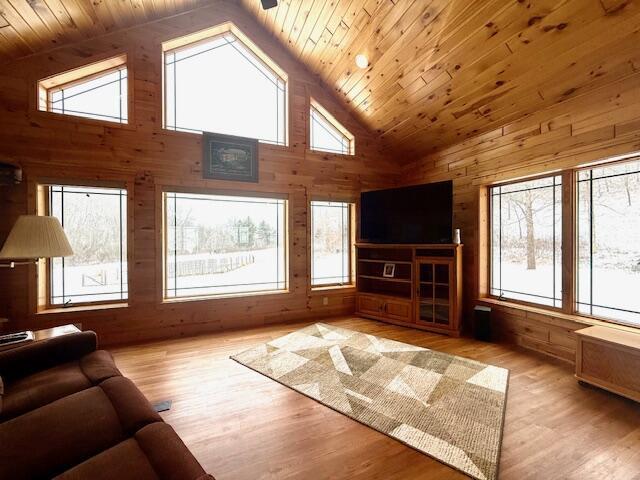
[{"x1": 355, "y1": 243, "x2": 462, "y2": 336}]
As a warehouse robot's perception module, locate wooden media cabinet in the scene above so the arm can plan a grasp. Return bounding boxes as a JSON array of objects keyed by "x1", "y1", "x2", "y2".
[{"x1": 355, "y1": 243, "x2": 463, "y2": 336}]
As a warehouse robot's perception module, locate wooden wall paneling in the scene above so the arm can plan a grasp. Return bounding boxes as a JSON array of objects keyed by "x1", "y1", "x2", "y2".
[
  {"x1": 398, "y1": 61, "x2": 640, "y2": 362},
  {"x1": 1, "y1": 1, "x2": 639, "y2": 160},
  {"x1": 380, "y1": 2, "x2": 640, "y2": 154},
  {"x1": 0, "y1": 1, "x2": 399, "y2": 343}
]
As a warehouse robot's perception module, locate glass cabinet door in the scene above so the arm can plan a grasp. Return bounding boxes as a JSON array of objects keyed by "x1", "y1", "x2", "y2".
[
  {"x1": 418, "y1": 262, "x2": 434, "y2": 324},
  {"x1": 417, "y1": 260, "x2": 452, "y2": 327}
]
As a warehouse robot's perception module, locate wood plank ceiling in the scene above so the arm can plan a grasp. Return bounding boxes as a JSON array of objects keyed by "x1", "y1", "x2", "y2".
[
  {"x1": 242, "y1": 0, "x2": 640, "y2": 158},
  {"x1": 1, "y1": 0, "x2": 639, "y2": 159},
  {"x1": 0, "y1": 0, "x2": 209, "y2": 60}
]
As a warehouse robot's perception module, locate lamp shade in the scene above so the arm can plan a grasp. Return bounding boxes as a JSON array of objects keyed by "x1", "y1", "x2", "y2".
[{"x1": 0, "y1": 215, "x2": 73, "y2": 259}]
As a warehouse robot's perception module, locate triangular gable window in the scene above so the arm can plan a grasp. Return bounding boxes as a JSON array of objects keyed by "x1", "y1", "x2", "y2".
[{"x1": 310, "y1": 100, "x2": 354, "y2": 155}]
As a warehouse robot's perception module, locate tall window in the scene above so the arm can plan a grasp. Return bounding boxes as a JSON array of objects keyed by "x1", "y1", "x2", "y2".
[
  {"x1": 577, "y1": 159, "x2": 640, "y2": 325},
  {"x1": 310, "y1": 101, "x2": 354, "y2": 155},
  {"x1": 47, "y1": 185, "x2": 128, "y2": 305},
  {"x1": 38, "y1": 55, "x2": 128, "y2": 124},
  {"x1": 164, "y1": 192, "x2": 287, "y2": 298},
  {"x1": 164, "y1": 27, "x2": 287, "y2": 145},
  {"x1": 310, "y1": 201, "x2": 353, "y2": 287},
  {"x1": 490, "y1": 176, "x2": 562, "y2": 307}
]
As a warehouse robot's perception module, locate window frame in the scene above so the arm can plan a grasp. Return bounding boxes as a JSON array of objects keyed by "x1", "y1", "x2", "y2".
[
  {"x1": 483, "y1": 154, "x2": 640, "y2": 329},
  {"x1": 161, "y1": 22, "x2": 289, "y2": 147},
  {"x1": 160, "y1": 186, "x2": 290, "y2": 302},
  {"x1": 309, "y1": 99, "x2": 355, "y2": 156},
  {"x1": 309, "y1": 199, "x2": 356, "y2": 290},
  {"x1": 36, "y1": 179, "x2": 131, "y2": 311},
  {"x1": 37, "y1": 54, "x2": 130, "y2": 126},
  {"x1": 487, "y1": 172, "x2": 565, "y2": 310}
]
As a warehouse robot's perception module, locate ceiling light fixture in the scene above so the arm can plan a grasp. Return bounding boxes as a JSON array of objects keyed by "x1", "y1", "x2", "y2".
[{"x1": 355, "y1": 54, "x2": 369, "y2": 69}]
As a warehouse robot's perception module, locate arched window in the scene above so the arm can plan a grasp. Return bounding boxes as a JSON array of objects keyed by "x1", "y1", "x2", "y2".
[{"x1": 163, "y1": 24, "x2": 287, "y2": 146}]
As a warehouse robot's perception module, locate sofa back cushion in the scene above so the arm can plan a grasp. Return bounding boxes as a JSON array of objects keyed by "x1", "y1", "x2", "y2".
[
  {"x1": 0, "y1": 331, "x2": 97, "y2": 381},
  {"x1": 0, "y1": 361, "x2": 92, "y2": 422}
]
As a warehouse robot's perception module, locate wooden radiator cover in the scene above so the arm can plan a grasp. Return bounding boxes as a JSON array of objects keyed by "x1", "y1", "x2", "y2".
[{"x1": 576, "y1": 326, "x2": 640, "y2": 403}]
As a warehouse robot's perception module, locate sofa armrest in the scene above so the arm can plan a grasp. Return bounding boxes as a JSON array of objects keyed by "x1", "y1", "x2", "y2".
[{"x1": 0, "y1": 331, "x2": 97, "y2": 381}]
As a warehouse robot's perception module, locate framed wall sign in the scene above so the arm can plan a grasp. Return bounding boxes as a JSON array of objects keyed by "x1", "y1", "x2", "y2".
[{"x1": 202, "y1": 132, "x2": 259, "y2": 183}]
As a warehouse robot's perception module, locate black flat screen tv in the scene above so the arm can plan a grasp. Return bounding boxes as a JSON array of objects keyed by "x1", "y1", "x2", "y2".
[{"x1": 360, "y1": 181, "x2": 453, "y2": 244}]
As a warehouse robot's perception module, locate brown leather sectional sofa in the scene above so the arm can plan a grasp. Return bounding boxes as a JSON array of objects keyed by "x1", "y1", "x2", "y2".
[{"x1": 0, "y1": 331, "x2": 213, "y2": 479}]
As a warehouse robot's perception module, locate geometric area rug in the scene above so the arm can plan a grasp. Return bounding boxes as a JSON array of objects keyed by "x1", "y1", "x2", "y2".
[{"x1": 231, "y1": 323, "x2": 509, "y2": 480}]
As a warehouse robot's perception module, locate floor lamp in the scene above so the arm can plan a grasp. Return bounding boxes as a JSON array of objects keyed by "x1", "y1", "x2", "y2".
[{"x1": 0, "y1": 215, "x2": 74, "y2": 346}]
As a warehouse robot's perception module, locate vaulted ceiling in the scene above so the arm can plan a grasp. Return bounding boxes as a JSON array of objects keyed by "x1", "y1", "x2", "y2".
[
  {"x1": 242, "y1": 0, "x2": 640, "y2": 157},
  {"x1": 0, "y1": 0, "x2": 210, "y2": 59},
  {"x1": 1, "y1": 0, "x2": 639, "y2": 158}
]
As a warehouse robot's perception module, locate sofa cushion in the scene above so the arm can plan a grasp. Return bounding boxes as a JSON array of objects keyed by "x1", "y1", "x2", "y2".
[
  {"x1": 0, "y1": 386, "x2": 125, "y2": 479},
  {"x1": 0, "y1": 349, "x2": 121, "y2": 422},
  {"x1": 0, "y1": 331, "x2": 97, "y2": 381},
  {"x1": 136, "y1": 423, "x2": 211, "y2": 480},
  {"x1": 54, "y1": 423, "x2": 212, "y2": 480},
  {"x1": 54, "y1": 438, "x2": 161, "y2": 480},
  {"x1": 0, "y1": 361, "x2": 92, "y2": 421},
  {"x1": 0, "y1": 376, "x2": 162, "y2": 479},
  {"x1": 81, "y1": 350, "x2": 122, "y2": 383},
  {"x1": 100, "y1": 376, "x2": 162, "y2": 435}
]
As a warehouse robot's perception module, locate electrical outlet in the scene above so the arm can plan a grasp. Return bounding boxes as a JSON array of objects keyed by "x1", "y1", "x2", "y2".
[{"x1": 322, "y1": 297, "x2": 329, "y2": 306}]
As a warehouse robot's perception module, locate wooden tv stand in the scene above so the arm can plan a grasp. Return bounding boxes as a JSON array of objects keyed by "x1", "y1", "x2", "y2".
[{"x1": 355, "y1": 243, "x2": 462, "y2": 336}]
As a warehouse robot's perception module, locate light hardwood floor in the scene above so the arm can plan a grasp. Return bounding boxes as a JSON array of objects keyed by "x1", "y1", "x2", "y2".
[{"x1": 111, "y1": 317, "x2": 640, "y2": 479}]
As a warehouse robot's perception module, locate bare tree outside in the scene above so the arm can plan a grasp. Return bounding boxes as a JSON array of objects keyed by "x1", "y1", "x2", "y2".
[
  {"x1": 577, "y1": 160, "x2": 640, "y2": 325},
  {"x1": 50, "y1": 185, "x2": 127, "y2": 305},
  {"x1": 311, "y1": 201, "x2": 351, "y2": 286},
  {"x1": 165, "y1": 192, "x2": 286, "y2": 298},
  {"x1": 491, "y1": 176, "x2": 562, "y2": 307}
]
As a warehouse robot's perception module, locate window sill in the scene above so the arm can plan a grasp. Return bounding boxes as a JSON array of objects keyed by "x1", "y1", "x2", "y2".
[
  {"x1": 37, "y1": 302, "x2": 129, "y2": 315},
  {"x1": 161, "y1": 289, "x2": 290, "y2": 305},
  {"x1": 310, "y1": 285, "x2": 355, "y2": 295},
  {"x1": 306, "y1": 148, "x2": 355, "y2": 158},
  {"x1": 34, "y1": 110, "x2": 135, "y2": 131},
  {"x1": 478, "y1": 297, "x2": 640, "y2": 334},
  {"x1": 159, "y1": 127, "x2": 291, "y2": 151}
]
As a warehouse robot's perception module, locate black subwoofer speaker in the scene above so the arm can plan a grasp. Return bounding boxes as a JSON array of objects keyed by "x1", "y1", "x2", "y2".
[{"x1": 473, "y1": 305, "x2": 492, "y2": 342}]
